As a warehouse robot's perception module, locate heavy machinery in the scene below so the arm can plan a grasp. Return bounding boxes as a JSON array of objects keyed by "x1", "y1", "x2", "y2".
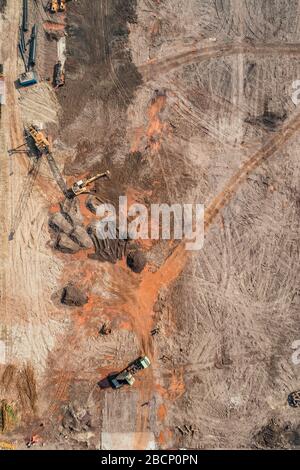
[
  {"x1": 53, "y1": 61, "x2": 65, "y2": 88},
  {"x1": 49, "y1": 0, "x2": 66, "y2": 13},
  {"x1": 58, "y1": 0, "x2": 66, "y2": 12},
  {"x1": 27, "y1": 125, "x2": 50, "y2": 155},
  {"x1": 49, "y1": 0, "x2": 59, "y2": 12},
  {"x1": 288, "y1": 390, "x2": 300, "y2": 408},
  {"x1": 28, "y1": 24, "x2": 38, "y2": 70},
  {"x1": 19, "y1": 71, "x2": 38, "y2": 87},
  {"x1": 18, "y1": 22, "x2": 38, "y2": 87},
  {"x1": 108, "y1": 356, "x2": 151, "y2": 389},
  {"x1": 70, "y1": 170, "x2": 110, "y2": 197}
]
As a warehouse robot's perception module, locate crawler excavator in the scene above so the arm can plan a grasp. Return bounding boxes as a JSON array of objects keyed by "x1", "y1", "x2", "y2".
[
  {"x1": 26, "y1": 125, "x2": 50, "y2": 155},
  {"x1": 70, "y1": 170, "x2": 111, "y2": 197},
  {"x1": 8, "y1": 125, "x2": 68, "y2": 240}
]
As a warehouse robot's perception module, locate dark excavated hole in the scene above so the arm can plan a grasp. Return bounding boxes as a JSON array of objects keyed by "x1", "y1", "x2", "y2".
[{"x1": 126, "y1": 250, "x2": 147, "y2": 273}]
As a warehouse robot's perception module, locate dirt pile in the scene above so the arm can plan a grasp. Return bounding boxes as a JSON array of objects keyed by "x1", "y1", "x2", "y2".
[
  {"x1": 253, "y1": 419, "x2": 300, "y2": 449},
  {"x1": 126, "y1": 250, "x2": 147, "y2": 273},
  {"x1": 16, "y1": 365, "x2": 38, "y2": 414},
  {"x1": 49, "y1": 198, "x2": 93, "y2": 254},
  {"x1": 61, "y1": 284, "x2": 88, "y2": 307},
  {"x1": 62, "y1": 403, "x2": 92, "y2": 433},
  {"x1": 88, "y1": 224, "x2": 127, "y2": 264}
]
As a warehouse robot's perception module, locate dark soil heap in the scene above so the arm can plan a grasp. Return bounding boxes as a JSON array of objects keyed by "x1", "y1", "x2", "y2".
[
  {"x1": 127, "y1": 250, "x2": 146, "y2": 273},
  {"x1": 61, "y1": 284, "x2": 88, "y2": 307}
]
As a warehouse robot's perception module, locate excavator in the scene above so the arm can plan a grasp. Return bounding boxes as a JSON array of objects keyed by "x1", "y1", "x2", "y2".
[
  {"x1": 9, "y1": 125, "x2": 111, "y2": 239},
  {"x1": 108, "y1": 356, "x2": 151, "y2": 389},
  {"x1": 8, "y1": 125, "x2": 68, "y2": 240},
  {"x1": 70, "y1": 170, "x2": 110, "y2": 197}
]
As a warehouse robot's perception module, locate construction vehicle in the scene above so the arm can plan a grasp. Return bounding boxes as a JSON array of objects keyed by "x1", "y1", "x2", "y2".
[
  {"x1": 18, "y1": 22, "x2": 38, "y2": 87},
  {"x1": 108, "y1": 356, "x2": 151, "y2": 389},
  {"x1": 70, "y1": 170, "x2": 110, "y2": 197},
  {"x1": 28, "y1": 24, "x2": 38, "y2": 70},
  {"x1": 53, "y1": 61, "x2": 65, "y2": 88},
  {"x1": 58, "y1": 0, "x2": 66, "y2": 12},
  {"x1": 49, "y1": 0, "x2": 66, "y2": 13},
  {"x1": 19, "y1": 71, "x2": 38, "y2": 87},
  {"x1": 27, "y1": 125, "x2": 50, "y2": 155},
  {"x1": 22, "y1": 0, "x2": 28, "y2": 32},
  {"x1": 49, "y1": 0, "x2": 59, "y2": 13},
  {"x1": 288, "y1": 390, "x2": 300, "y2": 408},
  {"x1": 8, "y1": 125, "x2": 68, "y2": 240}
]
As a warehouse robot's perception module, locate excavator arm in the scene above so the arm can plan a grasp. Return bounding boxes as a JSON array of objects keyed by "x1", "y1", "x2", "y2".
[{"x1": 71, "y1": 170, "x2": 110, "y2": 196}]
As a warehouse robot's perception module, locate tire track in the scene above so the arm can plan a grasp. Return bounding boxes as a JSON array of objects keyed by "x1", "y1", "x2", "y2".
[
  {"x1": 204, "y1": 107, "x2": 300, "y2": 229},
  {"x1": 139, "y1": 41, "x2": 300, "y2": 82}
]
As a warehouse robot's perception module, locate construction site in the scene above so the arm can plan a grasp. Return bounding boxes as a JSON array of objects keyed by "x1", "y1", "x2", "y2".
[{"x1": 1, "y1": 0, "x2": 300, "y2": 451}]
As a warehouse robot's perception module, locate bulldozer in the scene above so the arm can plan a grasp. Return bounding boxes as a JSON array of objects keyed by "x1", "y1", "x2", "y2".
[
  {"x1": 70, "y1": 170, "x2": 110, "y2": 197},
  {"x1": 108, "y1": 356, "x2": 151, "y2": 389},
  {"x1": 26, "y1": 125, "x2": 50, "y2": 155}
]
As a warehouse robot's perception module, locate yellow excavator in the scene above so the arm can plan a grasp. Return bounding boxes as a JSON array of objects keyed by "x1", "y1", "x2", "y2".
[
  {"x1": 49, "y1": 0, "x2": 59, "y2": 13},
  {"x1": 70, "y1": 171, "x2": 111, "y2": 197},
  {"x1": 27, "y1": 125, "x2": 50, "y2": 155}
]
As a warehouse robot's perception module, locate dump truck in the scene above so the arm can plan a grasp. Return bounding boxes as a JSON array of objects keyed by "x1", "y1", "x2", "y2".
[
  {"x1": 49, "y1": 0, "x2": 59, "y2": 12},
  {"x1": 108, "y1": 356, "x2": 151, "y2": 389},
  {"x1": 70, "y1": 170, "x2": 110, "y2": 196}
]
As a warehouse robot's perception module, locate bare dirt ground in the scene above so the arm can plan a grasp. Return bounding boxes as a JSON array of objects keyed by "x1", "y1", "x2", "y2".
[{"x1": 1, "y1": 0, "x2": 300, "y2": 450}]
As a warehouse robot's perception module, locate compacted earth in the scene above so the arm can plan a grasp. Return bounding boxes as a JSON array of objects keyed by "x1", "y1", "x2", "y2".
[{"x1": 1, "y1": 0, "x2": 300, "y2": 450}]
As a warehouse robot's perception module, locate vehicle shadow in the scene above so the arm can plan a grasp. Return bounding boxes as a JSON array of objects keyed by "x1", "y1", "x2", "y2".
[{"x1": 98, "y1": 377, "x2": 112, "y2": 390}]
